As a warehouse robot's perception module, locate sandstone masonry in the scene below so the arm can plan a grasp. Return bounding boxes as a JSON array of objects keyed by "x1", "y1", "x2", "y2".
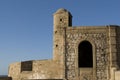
[{"x1": 8, "y1": 8, "x2": 120, "y2": 80}]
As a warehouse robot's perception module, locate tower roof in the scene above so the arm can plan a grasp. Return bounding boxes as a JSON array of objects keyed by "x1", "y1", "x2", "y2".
[
  {"x1": 56, "y1": 8, "x2": 68, "y2": 13},
  {"x1": 54, "y1": 8, "x2": 72, "y2": 17}
]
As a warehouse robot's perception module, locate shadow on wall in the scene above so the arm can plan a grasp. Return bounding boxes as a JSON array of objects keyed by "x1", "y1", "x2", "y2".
[{"x1": 0, "y1": 77, "x2": 12, "y2": 80}]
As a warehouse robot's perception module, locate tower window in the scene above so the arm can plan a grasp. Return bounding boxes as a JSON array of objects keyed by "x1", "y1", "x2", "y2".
[
  {"x1": 56, "y1": 44, "x2": 58, "y2": 47},
  {"x1": 78, "y1": 41, "x2": 93, "y2": 68},
  {"x1": 60, "y1": 18, "x2": 63, "y2": 21}
]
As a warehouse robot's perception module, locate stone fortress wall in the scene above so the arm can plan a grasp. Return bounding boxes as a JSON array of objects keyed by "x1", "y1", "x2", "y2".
[
  {"x1": 8, "y1": 60, "x2": 64, "y2": 80},
  {"x1": 8, "y1": 8, "x2": 120, "y2": 80}
]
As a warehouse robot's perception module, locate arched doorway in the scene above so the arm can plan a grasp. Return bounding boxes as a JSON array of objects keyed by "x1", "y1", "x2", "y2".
[{"x1": 78, "y1": 41, "x2": 93, "y2": 68}]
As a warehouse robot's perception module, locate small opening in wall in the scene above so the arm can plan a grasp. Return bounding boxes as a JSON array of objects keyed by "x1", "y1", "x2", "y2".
[
  {"x1": 60, "y1": 19, "x2": 63, "y2": 21},
  {"x1": 56, "y1": 45, "x2": 58, "y2": 47},
  {"x1": 55, "y1": 31, "x2": 57, "y2": 34},
  {"x1": 21, "y1": 61, "x2": 32, "y2": 72}
]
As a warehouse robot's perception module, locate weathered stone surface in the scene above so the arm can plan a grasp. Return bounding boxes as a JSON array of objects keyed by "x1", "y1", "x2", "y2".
[{"x1": 8, "y1": 8, "x2": 120, "y2": 80}]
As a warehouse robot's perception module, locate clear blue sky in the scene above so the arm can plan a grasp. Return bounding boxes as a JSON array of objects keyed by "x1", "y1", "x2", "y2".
[{"x1": 0, "y1": 0, "x2": 120, "y2": 75}]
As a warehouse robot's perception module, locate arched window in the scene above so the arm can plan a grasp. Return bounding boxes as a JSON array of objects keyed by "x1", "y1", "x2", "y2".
[{"x1": 78, "y1": 41, "x2": 93, "y2": 68}]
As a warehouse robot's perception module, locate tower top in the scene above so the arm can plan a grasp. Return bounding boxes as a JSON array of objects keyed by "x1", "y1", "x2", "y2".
[
  {"x1": 55, "y1": 8, "x2": 68, "y2": 13},
  {"x1": 54, "y1": 8, "x2": 72, "y2": 16}
]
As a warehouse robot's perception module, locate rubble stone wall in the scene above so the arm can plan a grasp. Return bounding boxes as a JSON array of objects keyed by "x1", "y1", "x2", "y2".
[
  {"x1": 65, "y1": 26, "x2": 110, "y2": 80},
  {"x1": 8, "y1": 60, "x2": 64, "y2": 80}
]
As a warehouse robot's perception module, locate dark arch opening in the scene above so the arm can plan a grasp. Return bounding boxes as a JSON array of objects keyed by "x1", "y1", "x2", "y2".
[{"x1": 78, "y1": 41, "x2": 93, "y2": 68}]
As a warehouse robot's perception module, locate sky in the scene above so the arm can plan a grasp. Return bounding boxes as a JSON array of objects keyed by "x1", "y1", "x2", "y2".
[{"x1": 0, "y1": 0, "x2": 120, "y2": 75}]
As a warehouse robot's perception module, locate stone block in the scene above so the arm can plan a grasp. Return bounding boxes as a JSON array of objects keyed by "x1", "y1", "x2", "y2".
[{"x1": 115, "y1": 71, "x2": 120, "y2": 80}]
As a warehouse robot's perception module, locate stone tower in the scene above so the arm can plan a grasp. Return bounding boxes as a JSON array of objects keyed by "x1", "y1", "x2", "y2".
[
  {"x1": 8, "y1": 8, "x2": 120, "y2": 80},
  {"x1": 53, "y1": 8, "x2": 120, "y2": 80},
  {"x1": 53, "y1": 8, "x2": 72, "y2": 61}
]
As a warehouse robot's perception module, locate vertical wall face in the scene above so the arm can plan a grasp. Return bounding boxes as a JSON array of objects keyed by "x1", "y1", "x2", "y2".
[
  {"x1": 8, "y1": 60, "x2": 65, "y2": 80},
  {"x1": 65, "y1": 27, "x2": 110, "y2": 80},
  {"x1": 109, "y1": 26, "x2": 118, "y2": 68},
  {"x1": 53, "y1": 9, "x2": 72, "y2": 79},
  {"x1": 108, "y1": 26, "x2": 120, "y2": 80},
  {"x1": 53, "y1": 9, "x2": 113, "y2": 80},
  {"x1": 116, "y1": 27, "x2": 120, "y2": 68},
  {"x1": 53, "y1": 9, "x2": 72, "y2": 61},
  {"x1": 53, "y1": 8, "x2": 72, "y2": 32},
  {"x1": 8, "y1": 62, "x2": 21, "y2": 80}
]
